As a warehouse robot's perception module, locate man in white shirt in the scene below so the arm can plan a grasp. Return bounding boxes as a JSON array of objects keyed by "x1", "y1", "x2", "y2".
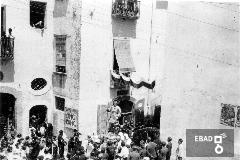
[
  {"x1": 176, "y1": 138, "x2": 183, "y2": 160},
  {"x1": 107, "y1": 100, "x2": 122, "y2": 132},
  {"x1": 118, "y1": 141, "x2": 129, "y2": 160}
]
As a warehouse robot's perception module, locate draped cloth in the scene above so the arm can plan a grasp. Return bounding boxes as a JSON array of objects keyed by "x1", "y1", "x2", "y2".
[{"x1": 111, "y1": 70, "x2": 155, "y2": 89}]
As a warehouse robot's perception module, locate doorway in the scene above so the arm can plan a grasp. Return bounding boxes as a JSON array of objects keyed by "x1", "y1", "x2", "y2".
[
  {"x1": 118, "y1": 100, "x2": 134, "y2": 125},
  {"x1": 29, "y1": 105, "x2": 47, "y2": 129},
  {"x1": 0, "y1": 93, "x2": 16, "y2": 138}
]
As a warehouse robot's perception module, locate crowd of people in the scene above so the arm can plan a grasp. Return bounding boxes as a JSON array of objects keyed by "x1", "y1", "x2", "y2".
[
  {"x1": 0, "y1": 124, "x2": 184, "y2": 160},
  {"x1": 0, "y1": 101, "x2": 183, "y2": 160}
]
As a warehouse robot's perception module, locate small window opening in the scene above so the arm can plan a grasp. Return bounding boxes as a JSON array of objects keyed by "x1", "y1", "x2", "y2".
[
  {"x1": 30, "y1": 1, "x2": 46, "y2": 29},
  {"x1": 55, "y1": 96, "x2": 65, "y2": 111},
  {"x1": 55, "y1": 35, "x2": 66, "y2": 73}
]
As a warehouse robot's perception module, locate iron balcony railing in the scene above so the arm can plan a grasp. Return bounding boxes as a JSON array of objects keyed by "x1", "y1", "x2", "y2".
[
  {"x1": 112, "y1": 0, "x2": 140, "y2": 19},
  {"x1": 1, "y1": 36, "x2": 14, "y2": 60}
]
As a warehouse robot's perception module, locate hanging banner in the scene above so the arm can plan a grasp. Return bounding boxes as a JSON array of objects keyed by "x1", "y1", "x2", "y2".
[
  {"x1": 114, "y1": 39, "x2": 136, "y2": 72},
  {"x1": 220, "y1": 104, "x2": 235, "y2": 127},
  {"x1": 65, "y1": 108, "x2": 78, "y2": 130}
]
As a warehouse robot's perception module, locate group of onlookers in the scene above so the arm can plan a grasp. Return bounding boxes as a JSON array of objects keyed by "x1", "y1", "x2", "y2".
[{"x1": 0, "y1": 123, "x2": 184, "y2": 160}]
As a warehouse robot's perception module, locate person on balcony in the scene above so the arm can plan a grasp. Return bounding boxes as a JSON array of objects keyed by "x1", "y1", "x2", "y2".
[{"x1": 7, "y1": 28, "x2": 14, "y2": 39}]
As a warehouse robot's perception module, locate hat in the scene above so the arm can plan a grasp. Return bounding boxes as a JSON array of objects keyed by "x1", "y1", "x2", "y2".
[
  {"x1": 161, "y1": 141, "x2": 166, "y2": 146},
  {"x1": 167, "y1": 137, "x2": 172, "y2": 141}
]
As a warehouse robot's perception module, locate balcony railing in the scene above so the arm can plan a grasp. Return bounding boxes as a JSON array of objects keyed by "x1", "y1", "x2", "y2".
[
  {"x1": 112, "y1": 0, "x2": 140, "y2": 19},
  {"x1": 110, "y1": 70, "x2": 130, "y2": 89},
  {"x1": 1, "y1": 36, "x2": 14, "y2": 60}
]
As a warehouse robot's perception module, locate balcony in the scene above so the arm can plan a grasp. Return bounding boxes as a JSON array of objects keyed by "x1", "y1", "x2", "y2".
[
  {"x1": 112, "y1": 0, "x2": 140, "y2": 20},
  {"x1": 1, "y1": 36, "x2": 14, "y2": 61},
  {"x1": 110, "y1": 70, "x2": 130, "y2": 89}
]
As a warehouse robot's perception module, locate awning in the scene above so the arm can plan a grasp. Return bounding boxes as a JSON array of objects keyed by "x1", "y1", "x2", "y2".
[{"x1": 114, "y1": 39, "x2": 136, "y2": 73}]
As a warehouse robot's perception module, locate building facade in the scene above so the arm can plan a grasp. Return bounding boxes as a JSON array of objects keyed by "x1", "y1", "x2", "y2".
[
  {"x1": 52, "y1": 0, "x2": 82, "y2": 137},
  {"x1": 53, "y1": 0, "x2": 163, "y2": 137},
  {"x1": 56, "y1": 0, "x2": 240, "y2": 158},
  {"x1": 0, "y1": 0, "x2": 55, "y2": 137},
  {"x1": 158, "y1": 1, "x2": 240, "y2": 159},
  {"x1": 2, "y1": 0, "x2": 239, "y2": 158}
]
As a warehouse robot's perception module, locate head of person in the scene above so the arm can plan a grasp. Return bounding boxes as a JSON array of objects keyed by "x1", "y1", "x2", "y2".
[
  {"x1": 121, "y1": 141, "x2": 125, "y2": 147},
  {"x1": 167, "y1": 137, "x2": 172, "y2": 142},
  {"x1": 7, "y1": 146, "x2": 12, "y2": 152},
  {"x1": 21, "y1": 145, "x2": 26, "y2": 150},
  {"x1": 37, "y1": 155, "x2": 44, "y2": 160},
  {"x1": 113, "y1": 100, "x2": 119, "y2": 106},
  {"x1": 178, "y1": 138, "x2": 183, "y2": 144},
  {"x1": 116, "y1": 135, "x2": 121, "y2": 141},
  {"x1": 101, "y1": 148, "x2": 106, "y2": 153},
  {"x1": 161, "y1": 141, "x2": 166, "y2": 147},
  {"x1": 3, "y1": 135, "x2": 8, "y2": 140},
  {"x1": 107, "y1": 140, "x2": 113, "y2": 146},
  {"x1": 30, "y1": 129, "x2": 35, "y2": 133},
  {"x1": 17, "y1": 133, "x2": 22, "y2": 138},
  {"x1": 8, "y1": 28, "x2": 12, "y2": 34},
  {"x1": 59, "y1": 130, "x2": 63, "y2": 135},
  {"x1": 147, "y1": 137, "x2": 151, "y2": 142},
  {"x1": 73, "y1": 129, "x2": 78, "y2": 135},
  {"x1": 132, "y1": 145, "x2": 138, "y2": 151}
]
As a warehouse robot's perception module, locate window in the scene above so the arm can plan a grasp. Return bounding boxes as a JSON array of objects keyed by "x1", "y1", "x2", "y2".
[
  {"x1": 31, "y1": 78, "x2": 47, "y2": 90},
  {"x1": 55, "y1": 96, "x2": 65, "y2": 111},
  {"x1": 56, "y1": 66, "x2": 66, "y2": 73},
  {"x1": 55, "y1": 35, "x2": 66, "y2": 73},
  {"x1": 30, "y1": 1, "x2": 46, "y2": 29}
]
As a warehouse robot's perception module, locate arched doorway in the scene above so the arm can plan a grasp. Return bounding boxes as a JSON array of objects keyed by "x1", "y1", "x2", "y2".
[
  {"x1": 0, "y1": 93, "x2": 16, "y2": 138},
  {"x1": 29, "y1": 105, "x2": 47, "y2": 129}
]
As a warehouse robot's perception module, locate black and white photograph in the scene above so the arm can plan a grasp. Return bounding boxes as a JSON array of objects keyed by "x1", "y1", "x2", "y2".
[{"x1": 0, "y1": 0, "x2": 240, "y2": 159}]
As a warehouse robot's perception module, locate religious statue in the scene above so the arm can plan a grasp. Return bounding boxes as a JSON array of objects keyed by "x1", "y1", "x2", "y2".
[{"x1": 107, "y1": 99, "x2": 122, "y2": 132}]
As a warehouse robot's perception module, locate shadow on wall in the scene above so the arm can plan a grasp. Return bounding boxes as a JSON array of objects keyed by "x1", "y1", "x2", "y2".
[
  {"x1": 0, "y1": 60, "x2": 14, "y2": 83},
  {"x1": 53, "y1": 0, "x2": 69, "y2": 18},
  {"x1": 112, "y1": 18, "x2": 136, "y2": 38}
]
